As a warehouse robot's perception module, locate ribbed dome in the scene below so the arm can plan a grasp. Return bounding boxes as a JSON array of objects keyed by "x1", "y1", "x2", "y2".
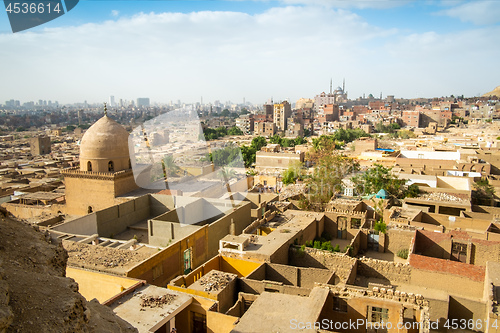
[{"x1": 79, "y1": 115, "x2": 131, "y2": 172}]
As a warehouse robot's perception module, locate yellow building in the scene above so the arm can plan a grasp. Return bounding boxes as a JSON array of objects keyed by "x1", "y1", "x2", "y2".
[
  {"x1": 273, "y1": 100, "x2": 291, "y2": 131},
  {"x1": 62, "y1": 111, "x2": 138, "y2": 215}
]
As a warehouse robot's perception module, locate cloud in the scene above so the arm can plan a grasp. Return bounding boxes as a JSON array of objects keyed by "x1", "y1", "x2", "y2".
[
  {"x1": 229, "y1": 0, "x2": 414, "y2": 9},
  {"x1": 0, "y1": 5, "x2": 498, "y2": 103},
  {"x1": 111, "y1": 10, "x2": 120, "y2": 17},
  {"x1": 435, "y1": 1, "x2": 500, "y2": 25}
]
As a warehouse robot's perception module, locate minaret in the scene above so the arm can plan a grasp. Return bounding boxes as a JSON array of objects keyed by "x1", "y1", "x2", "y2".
[
  {"x1": 330, "y1": 79, "x2": 332, "y2": 94},
  {"x1": 343, "y1": 78, "x2": 345, "y2": 92}
]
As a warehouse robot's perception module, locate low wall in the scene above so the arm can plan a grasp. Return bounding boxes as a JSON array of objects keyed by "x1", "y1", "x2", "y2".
[
  {"x1": 409, "y1": 254, "x2": 485, "y2": 298},
  {"x1": 385, "y1": 229, "x2": 415, "y2": 255},
  {"x1": 289, "y1": 247, "x2": 356, "y2": 283},
  {"x1": 67, "y1": 267, "x2": 140, "y2": 303},
  {"x1": 95, "y1": 196, "x2": 150, "y2": 238},
  {"x1": 357, "y1": 258, "x2": 412, "y2": 285},
  {"x1": 51, "y1": 213, "x2": 98, "y2": 235}
]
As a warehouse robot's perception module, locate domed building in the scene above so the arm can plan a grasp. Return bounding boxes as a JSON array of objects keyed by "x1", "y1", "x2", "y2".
[
  {"x1": 62, "y1": 108, "x2": 138, "y2": 215},
  {"x1": 79, "y1": 115, "x2": 131, "y2": 173}
]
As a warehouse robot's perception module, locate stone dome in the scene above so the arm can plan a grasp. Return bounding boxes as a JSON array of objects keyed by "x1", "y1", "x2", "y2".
[{"x1": 79, "y1": 115, "x2": 131, "y2": 172}]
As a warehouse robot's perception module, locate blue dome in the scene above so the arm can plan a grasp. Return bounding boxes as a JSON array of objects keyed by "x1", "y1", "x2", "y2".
[{"x1": 375, "y1": 189, "x2": 388, "y2": 199}]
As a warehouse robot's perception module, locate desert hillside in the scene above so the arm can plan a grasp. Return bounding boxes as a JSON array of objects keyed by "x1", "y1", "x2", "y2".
[
  {"x1": 483, "y1": 85, "x2": 500, "y2": 97},
  {"x1": 0, "y1": 213, "x2": 138, "y2": 333}
]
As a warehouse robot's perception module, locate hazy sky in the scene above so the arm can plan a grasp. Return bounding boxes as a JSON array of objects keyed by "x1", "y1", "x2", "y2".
[{"x1": 1, "y1": 0, "x2": 499, "y2": 105}]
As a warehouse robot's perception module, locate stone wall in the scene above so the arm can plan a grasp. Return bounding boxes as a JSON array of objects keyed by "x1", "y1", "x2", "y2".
[
  {"x1": 385, "y1": 229, "x2": 416, "y2": 255},
  {"x1": 357, "y1": 257, "x2": 412, "y2": 285},
  {"x1": 289, "y1": 247, "x2": 356, "y2": 283}
]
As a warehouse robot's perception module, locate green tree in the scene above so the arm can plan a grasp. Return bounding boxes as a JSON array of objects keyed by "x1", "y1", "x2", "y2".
[
  {"x1": 240, "y1": 108, "x2": 250, "y2": 115},
  {"x1": 281, "y1": 161, "x2": 303, "y2": 185},
  {"x1": 295, "y1": 136, "x2": 307, "y2": 145},
  {"x1": 353, "y1": 164, "x2": 408, "y2": 198},
  {"x1": 473, "y1": 179, "x2": 495, "y2": 205},
  {"x1": 65, "y1": 125, "x2": 76, "y2": 132},
  {"x1": 240, "y1": 145, "x2": 257, "y2": 168},
  {"x1": 215, "y1": 127, "x2": 227, "y2": 137},
  {"x1": 162, "y1": 155, "x2": 181, "y2": 177},
  {"x1": 374, "y1": 221, "x2": 387, "y2": 234},
  {"x1": 269, "y1": 135, "x2": 282, "y2": 145},
  {"x1": 300, "y1": 150, "x2": 359, "y2": 210},
  {"x1": 228, "y1": 126, "x2": 244, "y2": 136},
  {"x1": 250, "y1": 136, "x2": 267, "y2": 151},
  {"x1": 211, "y1": 146, "x2": 243, "y2": 167},
  {"x1": 220, "y1": 109, "x2": 230, "y2": 117},
  {"x1": 281, "y1": 138, "x2": 295, "y2": 148}
]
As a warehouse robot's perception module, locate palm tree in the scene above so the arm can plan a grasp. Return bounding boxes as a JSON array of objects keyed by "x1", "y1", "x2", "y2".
[{"x1": 162, "y1": 155, "x2": 181, "y2": 178}]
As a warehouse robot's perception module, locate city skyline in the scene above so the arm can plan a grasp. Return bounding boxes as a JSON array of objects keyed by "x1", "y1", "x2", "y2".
[{"x1": 0, "y1": 0, "x2": 499, "y2": 104}]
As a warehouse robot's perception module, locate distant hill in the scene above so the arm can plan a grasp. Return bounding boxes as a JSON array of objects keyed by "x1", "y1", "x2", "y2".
[{"x1": 483, "y1": 86, "x2": 500, "y2": 97}]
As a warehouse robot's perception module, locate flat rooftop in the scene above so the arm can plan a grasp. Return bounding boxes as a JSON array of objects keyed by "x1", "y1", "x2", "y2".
[
  {"x1": 233, "y1": 287, "x2": 329, "y2": 333},
  {"x1": 110, "y1": 285, "x2": 192, "y2": 333},
  {"x1": 19, "y1": 191, "x2": 64, "y2": 201},
  {"x1": 63, "y1": 240, "x2": 159, "y2": 275}
]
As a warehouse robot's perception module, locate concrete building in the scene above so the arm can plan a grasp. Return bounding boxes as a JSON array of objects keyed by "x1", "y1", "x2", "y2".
[
  {"x1": 254, "y1": 121, "x2": 276, "y2": 137},
  {"x1": 402, "y1": 110, "x2": 420, "y2": 128},
  {"x1": 235, "y1": 114, "x2": 254, "y2": 134},
  {"x1": 273, "y1": 101, "x2": 291, "y2": 132},
  {"x1": 137, "y1": 98, "x2": 150, "y2": 108},
  {"x1": 255, "y1": 146, "x2": 304, "y2": 170}
]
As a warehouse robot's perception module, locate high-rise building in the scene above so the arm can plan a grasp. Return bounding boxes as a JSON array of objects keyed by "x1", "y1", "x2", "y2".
[
  {"x1": 109, "y1": 96, "x2": 115, "y2": 107},
  {"x1": 137, "y1": 98, "x2": 150, "y2": 108},
  {"x1": 273, "y1": 101, "x2": 291, "y2": 132}
]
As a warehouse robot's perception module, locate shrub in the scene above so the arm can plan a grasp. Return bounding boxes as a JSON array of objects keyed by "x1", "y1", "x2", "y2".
[
  {"x1": 374, "y1": 221, "x2": 387, "y2": 234},
  {"x1": 333, "y1": 244, "x2": 340, "y2": 252},
  {"x1": 397, "y1": 248, "x2": 409, "y2": 259},
  {"x1": 321, "y1": 241, "x2": 333, "y2": 252}
]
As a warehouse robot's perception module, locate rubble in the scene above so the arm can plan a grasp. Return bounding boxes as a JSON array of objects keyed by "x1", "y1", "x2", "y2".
[
  {"x1": 63, "y1": 241, "x2": 151, "y2": 270},
  {"x1": 140, "y1": 294, "x2": 177, "y2": 308},
  {"x1": 419, "y1": 192, "x2": 466, "y2": 202},
  {"x1": 197, "y1": 271, "x2": 236, "y2": 292},
  {"x1": 279, "y1": 184, "x2": 306, "y2": 201}
]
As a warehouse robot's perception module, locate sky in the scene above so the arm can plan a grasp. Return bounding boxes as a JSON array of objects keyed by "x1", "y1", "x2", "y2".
[{"x1": 0, "y1": 0, "x2": 499, "y2": 105}]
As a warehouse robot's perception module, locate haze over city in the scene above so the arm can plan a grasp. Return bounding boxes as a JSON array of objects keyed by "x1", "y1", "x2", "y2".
[{"x1": 1, "y1": 0, "x2": 500, "y2": 104}]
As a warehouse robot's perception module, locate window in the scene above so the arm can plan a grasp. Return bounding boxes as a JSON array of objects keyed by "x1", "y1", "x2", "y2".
[
  {"x1": 108, "y1": 160, "x2": 114, "y2": 172},
  {"x1": 351, "y1": 218, "x2": 361, "y2": 229},
  {"x1": 333, "y1": 297, "x2": 348, "y2": 312},
  {"x1": 87, "y1": 161, "x2": 92, "y2": 171},
  {"x1": 451, "y1": 242, "x2": 467, "y2": 263},
  {"x1": 368, "y1": 306, "x2": 389, "y2": 323}
]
